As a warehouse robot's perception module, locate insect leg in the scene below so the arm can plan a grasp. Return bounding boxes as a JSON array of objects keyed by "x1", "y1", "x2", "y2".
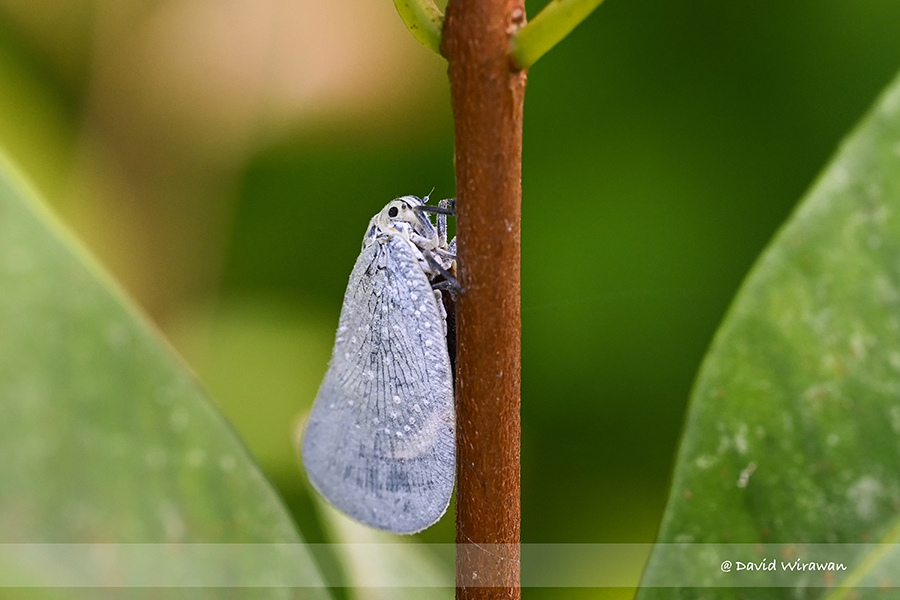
[{"x1": 424, "y1": 250, "x2": 461, "y2": 295}]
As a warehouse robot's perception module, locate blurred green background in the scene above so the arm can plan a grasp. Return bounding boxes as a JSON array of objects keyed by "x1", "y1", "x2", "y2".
[{"x1": 2, "y1": 0, "x2": 900, "y2": 596}]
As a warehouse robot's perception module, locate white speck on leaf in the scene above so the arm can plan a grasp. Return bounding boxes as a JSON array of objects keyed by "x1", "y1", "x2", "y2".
[
  {"x1": 734, "y1": 424, "x2": 748, "y2": 455},
  {"x1": 848, "y1": 476, "x2": 883, "y2": 521},
  {"x1": 695, "y1": 455, "x2": 715, "y2": 469}
]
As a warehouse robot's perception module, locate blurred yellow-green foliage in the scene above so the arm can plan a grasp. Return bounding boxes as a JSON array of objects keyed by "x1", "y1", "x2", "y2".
[{"x1": 2, "y1": 0, "x2": 900, "y2": 593}]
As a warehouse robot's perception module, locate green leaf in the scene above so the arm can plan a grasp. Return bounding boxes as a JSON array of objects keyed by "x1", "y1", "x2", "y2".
[
  {"x1": 511, "y1": 0, "x2": 606, "y2": 70},
  {"x1": 638, "y1": 68, "x2": 900, "y2": 596},
  {"x1": 392, "y1": 0, "x2": 444, "y2": 57},
  {"x1": 0, "y1": 152, "x2": 328, "y2": 596}
]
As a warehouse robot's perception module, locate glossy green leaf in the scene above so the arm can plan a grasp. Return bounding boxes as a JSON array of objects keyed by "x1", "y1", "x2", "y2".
[
  {"x1": 0, "y1": 153, "x2": 328, "y2": 597},
  {"x1": 638, "y1": 69, "x2": 900, "y2": 597}
]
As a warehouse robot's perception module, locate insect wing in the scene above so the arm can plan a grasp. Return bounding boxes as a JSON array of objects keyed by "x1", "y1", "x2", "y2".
[{"x1": 302, "y1": 234, "x2": 455, "y2": 534}]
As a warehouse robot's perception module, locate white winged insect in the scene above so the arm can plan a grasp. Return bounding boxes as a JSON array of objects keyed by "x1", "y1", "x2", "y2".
[{"x1": 301, "y1": 195, "x2": 457, "y2": 534}]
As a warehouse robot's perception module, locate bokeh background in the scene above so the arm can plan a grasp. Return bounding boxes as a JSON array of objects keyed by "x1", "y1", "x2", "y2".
[{"x1": 2, "y1": 0, "x2": 900, "y2": 597}]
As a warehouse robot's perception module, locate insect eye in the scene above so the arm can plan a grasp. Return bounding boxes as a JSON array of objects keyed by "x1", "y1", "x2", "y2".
[{"x1": 388, "y1": 206, "x2": 399, "y2": 218}]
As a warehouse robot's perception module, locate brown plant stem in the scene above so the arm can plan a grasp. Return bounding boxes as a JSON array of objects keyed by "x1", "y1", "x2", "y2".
[{"x1": 442, "y1": 1, "x2": 526, "y2": 598}]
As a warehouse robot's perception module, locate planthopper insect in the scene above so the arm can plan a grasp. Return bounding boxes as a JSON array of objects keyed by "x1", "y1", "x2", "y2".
[{"x1": 301, "y1": 195, "x2": 457, "y2": 534}]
